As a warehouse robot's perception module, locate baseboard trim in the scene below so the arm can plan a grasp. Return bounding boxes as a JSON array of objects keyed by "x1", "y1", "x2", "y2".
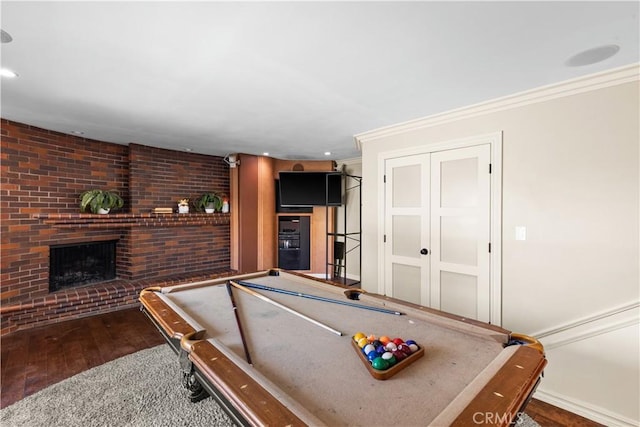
[{"x1": 535, "y1": 389, "x2": 639, "y2": 427}]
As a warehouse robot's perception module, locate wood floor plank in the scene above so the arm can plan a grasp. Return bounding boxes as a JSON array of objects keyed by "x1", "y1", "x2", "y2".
[
  {"x1": 22, "y1": 330, "x2": 51, "y2": 399},
  {"x1": 526, "y1": 399, "x2": 605, "y2": 427},
  {"x1": 79, "y1": 316, "x2": 108, "y2": 369},
  {"x1": 62, "y1": 325, "x2": 91, "y2": 376},
  {"x1": 0, "y1": 330, "x2": 29, "y2": 408}
]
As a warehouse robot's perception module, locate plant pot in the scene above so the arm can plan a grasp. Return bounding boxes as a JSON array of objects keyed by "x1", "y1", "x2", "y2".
[
  {"x1": 178, "y1": 205, "x2": 189, "y2": 214},
  {"x1": 98, "y1": 208, "x2": 110, "y2": 214},
  {"x1": 205, "y1": 208, "x2": 215, "y2": 213}
]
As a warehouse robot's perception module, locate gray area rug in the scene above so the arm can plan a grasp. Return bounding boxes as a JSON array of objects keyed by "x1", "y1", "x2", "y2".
[
  {"x1": 1, "y1": 345, "x2": 540, "y2": 427},
  {"x1": 1, "y1": 345, "x2": 233, "y2": 427}
]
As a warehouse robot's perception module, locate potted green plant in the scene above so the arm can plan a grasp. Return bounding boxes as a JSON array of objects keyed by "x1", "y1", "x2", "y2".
[
  {"x1": 79, "y1": 189, "x2": 124, "y2": 214},
  {"x1": 195, "y1": 192, "x2": 223, "y2": 213}
]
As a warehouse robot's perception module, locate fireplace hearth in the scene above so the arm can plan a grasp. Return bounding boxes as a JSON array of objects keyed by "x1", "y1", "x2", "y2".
[{"x1": 49, "y1": 240, "x2": 117, "y2": 292}]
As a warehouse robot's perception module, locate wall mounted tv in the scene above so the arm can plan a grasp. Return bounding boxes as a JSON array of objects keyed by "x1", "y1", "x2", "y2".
[
  {"x1": 275, "y1": 180, "x2": 313, "y2": 213},
  {"x1": 278, "y1": 171, "x2": 343, "y2": 207}
]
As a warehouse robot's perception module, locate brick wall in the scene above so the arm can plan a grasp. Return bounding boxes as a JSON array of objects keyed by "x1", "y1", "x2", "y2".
[
  {"x1": 129, "y1": 143, "x2": 228, "y2": 213},
  {"x1": 0, "y1": 119, "x2": 232, "y2": 335}
]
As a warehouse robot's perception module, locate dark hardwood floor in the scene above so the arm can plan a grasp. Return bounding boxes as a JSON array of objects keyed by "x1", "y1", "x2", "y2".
[
  {"x1": 0, "y1": 308, "x2": 164, "y2": 409},
  {"x1": 1, "y1": 308, "x2": 602, "y2": 426}
]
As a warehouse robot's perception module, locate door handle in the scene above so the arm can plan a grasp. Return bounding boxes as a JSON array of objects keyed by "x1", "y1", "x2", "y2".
[{"x1": 420, "y1": 248, "x2": 429, "y2": 255}]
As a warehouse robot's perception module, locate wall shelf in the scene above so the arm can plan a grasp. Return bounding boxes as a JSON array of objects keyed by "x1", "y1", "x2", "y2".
[{"x1": 32, "y1": 213, "x2": 230, "y2": 228}]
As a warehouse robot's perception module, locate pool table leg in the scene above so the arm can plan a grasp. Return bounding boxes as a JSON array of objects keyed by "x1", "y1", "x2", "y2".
[
  {"x1": 179, "y1": 350, "x2": 209, "y2": 403},
  {"x1": 179, "y1": 350, "x2": 252, "y2": 426}
]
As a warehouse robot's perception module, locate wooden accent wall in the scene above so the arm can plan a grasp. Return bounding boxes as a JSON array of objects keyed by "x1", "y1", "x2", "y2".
[{"x1": 233, "y1": 154, "x2": 335, "y2": 274}]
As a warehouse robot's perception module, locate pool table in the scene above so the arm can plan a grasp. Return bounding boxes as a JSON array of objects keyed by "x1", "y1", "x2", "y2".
[{"x1": 140, "y1": 269, "x2": 546, "y2": 426}]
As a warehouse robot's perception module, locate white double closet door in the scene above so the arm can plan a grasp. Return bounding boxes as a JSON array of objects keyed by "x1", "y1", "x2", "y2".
[{"x1": 384, "y1": 143, "x2": 492, "y2": 322}]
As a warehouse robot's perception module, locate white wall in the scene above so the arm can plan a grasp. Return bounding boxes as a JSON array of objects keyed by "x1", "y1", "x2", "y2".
[{"x1": 355, "y1": 65, "x2": 639, "y2": 425}]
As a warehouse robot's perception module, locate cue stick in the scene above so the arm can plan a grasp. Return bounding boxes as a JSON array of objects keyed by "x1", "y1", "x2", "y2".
[
  {"x1": 237, "y1": 281, "x2": 405, "y2": 316},
  {"x1": 229, "y1": 280, "x2": 343, "y2": 336},
  {"x1": 226, "y1": 281, "x2": 253, "y2": 365}
]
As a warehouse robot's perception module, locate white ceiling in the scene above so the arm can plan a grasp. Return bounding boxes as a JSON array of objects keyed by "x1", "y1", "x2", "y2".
[{"x1": 1, "y1": 1, "x2": 638, "y2": 160}]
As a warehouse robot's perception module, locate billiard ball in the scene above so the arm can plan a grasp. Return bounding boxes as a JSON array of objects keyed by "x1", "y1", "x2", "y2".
[
  {"x1": 392, "y1": 349, "x2": 407, "y2": 362},
  {"x1": 363, "y1": 344, "x2": 376, "y2": 355},
  {"x1": 371, "y1": 357, "x2": 390, "y2": 370},
  {"x1": 396, "y1": 343, "x2": 411, "y2": 354},
  {"x1": 381, "y1": 352, "x2": 397, "y2": 366}
]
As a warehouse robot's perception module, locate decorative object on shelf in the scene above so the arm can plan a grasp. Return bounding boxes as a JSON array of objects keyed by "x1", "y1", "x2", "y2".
[
  {"x1": 195, "y1": 192, "x2": 223, "y2": 213},
  {"x1": 177, "y1": 198, "x2": 190, "y2": 214},
  {"x1": 221, "y1": 195, "x2": 229, "y2": 213},
  {"x1": 79, "y1": 189, "x2": 124, "y2": 214},
  {"x1": 153, "y1": 207, "x2": 173, "y2": 214}
]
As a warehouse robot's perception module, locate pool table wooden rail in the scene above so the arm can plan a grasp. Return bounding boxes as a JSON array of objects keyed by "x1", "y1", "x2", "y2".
[
  {"x1": 438, "y1": 345, "x2": 546, "y2": 426},
  {"x1": 139, "y1": 288, "x2": 203, "y2": 352},
  {"x1": 189, "y1": 339, "x2": 312, "y2": 427}
]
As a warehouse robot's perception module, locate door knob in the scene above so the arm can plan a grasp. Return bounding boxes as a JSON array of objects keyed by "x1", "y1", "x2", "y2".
[{"x1": 420, "y1": 248, "x2": 429, "y2": 255}]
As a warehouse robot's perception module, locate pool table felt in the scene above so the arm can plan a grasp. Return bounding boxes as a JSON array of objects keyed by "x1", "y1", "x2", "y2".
[{"x1": 154, "y1": 271, "x2": 518, "y2": 426}]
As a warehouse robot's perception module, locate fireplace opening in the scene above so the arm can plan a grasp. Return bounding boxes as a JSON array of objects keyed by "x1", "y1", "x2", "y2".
[{"x1": 49, "y1": 240, "x2": 117, "y2": 292}]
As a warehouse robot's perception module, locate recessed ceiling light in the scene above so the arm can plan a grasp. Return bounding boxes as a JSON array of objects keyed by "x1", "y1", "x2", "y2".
[
  {"x1": 263, "y1": 152, "x2": 270, "y2": 156},
  {"x1": 324, "y1": 152, "x2": 331, "y2": 156},
  {"x1": 70, "y1": 130, "x2": 84, "y2": 135},
  {"x1": 184, "y1": 148, "x2": 193, "y2": 152},
  {"x1": 0, "y1": 68, "x2": 18, "y2": 78},
  {"x1": 565, "y1": 44, "x2": 620, "y2": 67},
  {"x1": 0, "y1": 29, "x2": 12, "y2": 43}
]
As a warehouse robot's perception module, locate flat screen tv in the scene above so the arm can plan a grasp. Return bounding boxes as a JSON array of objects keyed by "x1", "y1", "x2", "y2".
[
  {"x1": 278, "y1": 171, "x2": 342, "y2": 207},
  {"x1": 275, "y1": 180, "x2": 313, "y2": 213}
]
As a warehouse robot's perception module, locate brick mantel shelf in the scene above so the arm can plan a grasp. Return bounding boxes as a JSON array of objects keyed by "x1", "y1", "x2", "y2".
[{"x1": 33, "y1": 212, "x2": 230, "y2": 228}]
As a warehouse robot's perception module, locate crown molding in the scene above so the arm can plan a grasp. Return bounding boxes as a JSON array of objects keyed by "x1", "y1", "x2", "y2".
[{"x1": 354, "y1": 63, "x2": 639, "y2": 148}]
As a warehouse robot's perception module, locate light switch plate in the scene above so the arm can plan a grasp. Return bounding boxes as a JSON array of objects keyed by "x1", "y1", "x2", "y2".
[{"x1": 515, "y1": 226, "x2": 527, "y2": 241}]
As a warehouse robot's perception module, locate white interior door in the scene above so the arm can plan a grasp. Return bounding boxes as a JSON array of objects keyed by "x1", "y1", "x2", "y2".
[
  {"x1": 430, "y1": 145, "x2": 491, "y2": 321},
  {"x1": 383, "y1": 155, "x2": 430, "y2": 305},
  {"x1": 384, "y1": 144, "x2": 492, "y2": 321}
]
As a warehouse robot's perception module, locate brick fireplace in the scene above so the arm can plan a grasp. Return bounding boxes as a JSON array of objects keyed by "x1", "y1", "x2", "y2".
[{"x1": 0, "y1": 119, "x2": 233, "y2": 335}]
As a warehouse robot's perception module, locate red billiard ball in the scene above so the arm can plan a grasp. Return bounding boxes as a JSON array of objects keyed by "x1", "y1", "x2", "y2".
[
  {"x1": 392, "y1": 338, "x2": 404, "y2": 346},
  {"x1": 397, "y1": 343, "x2": 412, "y2": 354},
  {"x1": 393, "y1": 349, "x2": 407, "y2": 362}
]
